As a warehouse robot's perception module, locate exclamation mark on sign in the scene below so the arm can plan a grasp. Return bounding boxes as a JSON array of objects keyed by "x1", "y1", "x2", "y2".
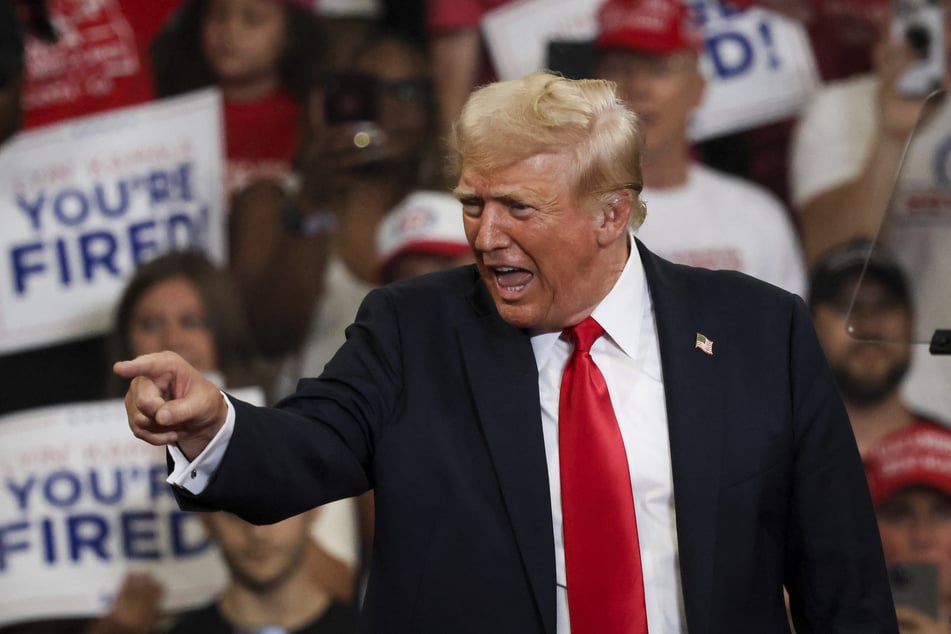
[{"x1": 759, "y1": 21, "x2": 780, "y2": 69}]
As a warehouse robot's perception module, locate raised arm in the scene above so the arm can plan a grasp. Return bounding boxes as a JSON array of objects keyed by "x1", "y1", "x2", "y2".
[{"x1": 114, "y1": 351, "x2": 229, "y2": 460}]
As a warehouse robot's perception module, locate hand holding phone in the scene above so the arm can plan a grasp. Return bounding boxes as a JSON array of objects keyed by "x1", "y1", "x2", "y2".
[
  {"x1": 889, "y1": 562, "x2": 940, "y2": 619},
  {"x1": 892, "y1": 0, "x2": 946, "y2": 97}
]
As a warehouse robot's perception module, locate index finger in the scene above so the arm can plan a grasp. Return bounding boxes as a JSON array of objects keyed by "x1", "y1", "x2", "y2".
[{"x1": 113, "y1": 351, "x2": 186, "y2": 380}]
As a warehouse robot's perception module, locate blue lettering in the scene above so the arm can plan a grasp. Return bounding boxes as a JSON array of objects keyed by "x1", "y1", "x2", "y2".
[
  {"x1": 128, "y1": 220, "x2": 160, "y2": 265},
  {"x1": 55, "y1": 237, "x2": 71, "y2": 287},
  {"x1": 707, "y1": 31, "x2": 754, "y2": 79},
  {"x1": 95, "y1": 180, "x2": 131, "y2": 218},
  {"x1": 41, "y1": 517, "x2": 56, "y2": 564},
  {"x1": 148, "y1": 465, "x2": 174, "y2": 501},
  {"x1": 15, "y1": 193, "x2": 45, "y2": 230},
  {"x1": 89, "y1": 469, "x2": 124, "y2": 505},
  {"x1": 167, "y1": 213, "x2": 195, "y2": 248},
  {"x1": 11, "y1": 242, "x2": 46, "y2": 295},
  {"x1": 147, "y1": 172, "x2": 171, "y2": 205},
  {"x1": 67, "y1": 514, "x2": 109, "y2": 562},
  {"x1": 0, "y1": 522, "x2": 29, "y2": 571},
  {"x1": 173, "y1": 163, "x2": 194, "y2": 201},
  {"x1": 79, "y1": 231, "x2": 119, "y2": 282},
  {"x1": 5, "y1": 475, "x2": 35, "y2": 511},
  {"x1": 170, "y1": 511, "x2": 212, "y2": 557},
  {"x1": 44, "y1": 470, "x2": 81, "y2": 508},
  {"x1": 121, "y1": 511, "x2": 160, "y2": 560},
  {"x1": 52, "y1": 188, "x2": 90, "y2": 227}
]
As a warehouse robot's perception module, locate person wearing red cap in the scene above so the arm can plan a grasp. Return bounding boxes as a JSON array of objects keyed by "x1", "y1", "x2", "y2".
[
  {"x1": 594, "y1": 0, "x2": 807, "y2": 297},
  {"x1": 865, "y1": 422, "x2": 951, "y2": 632}
]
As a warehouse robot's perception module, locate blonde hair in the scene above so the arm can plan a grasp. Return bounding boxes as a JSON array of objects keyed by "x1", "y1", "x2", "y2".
[{"x1": 447, "y1": 71, "x2": 646, "y2": 227}]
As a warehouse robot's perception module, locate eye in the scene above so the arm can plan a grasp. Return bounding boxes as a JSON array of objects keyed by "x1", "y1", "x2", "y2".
[
  {"x1": 459, "y1": 197, "x2": 483, "y2": 217},
  {"x1": 134, "y1": 316, "x2": 164, "y2": 334},
  {"x1": 180, "y1": 313, "x2": 209, "y2": 331}
]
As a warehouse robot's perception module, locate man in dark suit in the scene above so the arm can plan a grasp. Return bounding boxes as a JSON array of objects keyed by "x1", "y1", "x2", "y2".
[{"x1": 116, "y1": 71, "x2": 897, "y2": 633}]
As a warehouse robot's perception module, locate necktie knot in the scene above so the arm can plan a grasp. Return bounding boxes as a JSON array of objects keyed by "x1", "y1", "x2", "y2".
[{"x1": 563, "y1": 316, "x2": 605, "y2": 355}]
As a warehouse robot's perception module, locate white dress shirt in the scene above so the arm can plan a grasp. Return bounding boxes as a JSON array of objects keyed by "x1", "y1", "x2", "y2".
[
  {"x1": 532, "y1": 237, "x2": 686, "y2": 633},
  {"x1": 168, "y1": 238, "x2": 686, "y2": 632}
]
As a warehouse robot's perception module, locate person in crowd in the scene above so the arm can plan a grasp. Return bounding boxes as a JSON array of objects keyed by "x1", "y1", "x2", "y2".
[
  {"x1": 789, "y1": 0, "x2": 951, "y2": 265},
  {"x1": 375, "y1": 190, "x2": 474, "y2": 285},
  {"x1": 167, "y1": 509, "x2": 359, "y2": 634},
  {"x1": 229, "y1": 30, "x2": 441, "y2": 383},
  {"x1": 809, "y1": 238, "x2": 948, "y2": 456},
  {"x1": 108, "y1": 250, "x2": 265, "y2": 397},
  {"x1": 111, "y1": 250, "x2": 357, "y2": 605},
  {"x1": 865, "y1": 423, "x2": 951, "y2": 633},
  {"x1": 116, "y1": 71, "x2": 896, "y2": 633},
  {"x1": 150, "y1": 0, "x2": 325, "y2": 196},
  {"x1": 594, "y1": 0, "x2": 807, "y2": 296}
]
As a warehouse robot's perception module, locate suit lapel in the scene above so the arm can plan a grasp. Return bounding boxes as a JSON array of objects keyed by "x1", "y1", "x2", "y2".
[
  {"x1": 639, "y1": 242, "x2": 723, "y2": 634},
  {"x1": 459, "y1": 278, "x2": 557, "y2": 634}
]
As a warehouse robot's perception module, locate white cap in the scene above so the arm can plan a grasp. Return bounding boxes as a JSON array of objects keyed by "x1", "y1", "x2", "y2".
[{"x1": 376, "y1": 190, "x2": 471, "y2": 276}]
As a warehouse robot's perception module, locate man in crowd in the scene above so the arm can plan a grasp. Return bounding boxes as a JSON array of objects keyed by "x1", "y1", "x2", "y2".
[
  {"x1": 809, "y1": 238, "x2": 947, "y2": 456},
  {"x1": 593, "y1": 0, "x2": 806, "y2": 296},
  {"x1": 169, "y1": 509, "x2": 358, "y2": 634},
  {"x1": 116, "y1": 71, "x2": 896, "y2": 633}
]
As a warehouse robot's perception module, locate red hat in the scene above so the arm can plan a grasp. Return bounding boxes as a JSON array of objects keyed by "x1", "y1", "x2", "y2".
[
  {"x1": 864, "y1": 423, "x2": 951, "y2": 506},
  {"x1": 596, "y1": 0, "x2": 704, "y2": 55}
]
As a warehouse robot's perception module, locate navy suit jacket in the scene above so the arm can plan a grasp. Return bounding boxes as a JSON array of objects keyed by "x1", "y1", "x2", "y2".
[{"x1": 176, "y1": 241, "x2": 897, "y2": 633}]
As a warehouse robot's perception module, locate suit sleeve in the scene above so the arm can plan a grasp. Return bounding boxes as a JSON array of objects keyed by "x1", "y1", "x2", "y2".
[
  {"x1": 783, "y1": 297, "x2": 898, "y2": 632},
  {"x1": 173, "y1": 286, "x2": 403, "y2": 524}
]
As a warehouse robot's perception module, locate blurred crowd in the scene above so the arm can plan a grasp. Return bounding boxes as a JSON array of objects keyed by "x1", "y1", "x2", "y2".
[{"x1": 2, "y1": 0, "x2": 951, "y2": 632}]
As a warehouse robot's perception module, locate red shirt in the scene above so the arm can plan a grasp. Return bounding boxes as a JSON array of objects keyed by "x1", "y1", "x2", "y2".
[
  {"x1": 21, "y1": 0, "x2": 182, "y2": 129},
  {"x1": 223, "y1": 90, "x2": 301, "y2": 195}
]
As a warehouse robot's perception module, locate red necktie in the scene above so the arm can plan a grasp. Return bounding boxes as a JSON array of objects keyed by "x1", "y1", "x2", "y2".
[{"x1": 559, "y1": 316, "x2": 648, "y2": 634}]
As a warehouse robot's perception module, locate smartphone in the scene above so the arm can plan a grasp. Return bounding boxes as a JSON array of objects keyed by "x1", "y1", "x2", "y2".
[
  {"x1": 323, "y1": 73, "x2": 379, "y2": 124},
  {"x1": 892, "y1": 0, "x2": 946, "y2": 96},
  {"x1": 889, "y1": 562, "x2": 940, "y2": 619}
]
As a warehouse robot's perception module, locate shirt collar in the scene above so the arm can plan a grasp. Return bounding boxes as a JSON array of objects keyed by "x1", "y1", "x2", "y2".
[{"x1": 531, "y1": 233, "x2": 647, "y2": 369}]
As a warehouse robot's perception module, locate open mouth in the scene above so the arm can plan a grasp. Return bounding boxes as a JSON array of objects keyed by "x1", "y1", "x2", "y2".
[{"x1": 492, "y1": 266, "x2": 534, "y2": 295}]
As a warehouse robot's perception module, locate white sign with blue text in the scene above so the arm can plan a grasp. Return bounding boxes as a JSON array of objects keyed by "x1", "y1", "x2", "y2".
[
  {"x1": 0, "y1": 89, "x2": 226, "y2": 354},
  {"x1": 0, "y1": 390, "x2": 260, "y2": 628},
  {"x1": 481, "y1": 0, "x2": 819, "y2": 141}
]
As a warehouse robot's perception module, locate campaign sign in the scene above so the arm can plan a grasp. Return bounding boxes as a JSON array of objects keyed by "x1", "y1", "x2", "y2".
[
  {"x1": 0, "y1": 89, "x2": 226, "y2": 355},
  {"x1": 481, "y1": 0, "x2": 819, "y2": 141},
  {"x1": 689, "y1": 1, "x2": 820, "y2": 140},
  {"x1": 0, "y1": 392, "x2": 277, "y2": 627}
]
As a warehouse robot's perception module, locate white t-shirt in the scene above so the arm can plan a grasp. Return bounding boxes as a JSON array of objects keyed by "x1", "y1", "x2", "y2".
[{"x1": 635, "y1": 163, "x2": 806, "y2": 297}]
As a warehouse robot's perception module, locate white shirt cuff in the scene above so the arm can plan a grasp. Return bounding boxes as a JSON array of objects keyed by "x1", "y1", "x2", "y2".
[{"x1": 166, "y1": 392, "x2": 235, "y2": 494}]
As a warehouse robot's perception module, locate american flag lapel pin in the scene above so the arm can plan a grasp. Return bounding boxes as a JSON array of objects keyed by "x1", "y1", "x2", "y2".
[{"x1": 695, "y1": 332, "x2": 714, "y2": 355}]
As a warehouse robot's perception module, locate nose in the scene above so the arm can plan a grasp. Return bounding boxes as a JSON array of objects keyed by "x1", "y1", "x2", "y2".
[
  {"x1": 908, "y1": 514, "x2": 939, "y2": 552},
  {"x1": 162, "y1": 323, "x2": 192, "y2": 356},
  {"x1": 471, "y1": 203, "x2": 511, "y2": 253}
]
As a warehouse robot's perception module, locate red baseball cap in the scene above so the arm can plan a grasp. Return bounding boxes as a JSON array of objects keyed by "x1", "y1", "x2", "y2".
[
  {"x1": 864, "y1": 423, "x2": 951, "y2": 506},
  {"x1": 596, "y1": 0, "x2": 704, "y2": 55}
]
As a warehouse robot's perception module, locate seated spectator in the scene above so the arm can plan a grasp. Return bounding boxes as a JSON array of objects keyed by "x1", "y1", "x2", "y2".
[
  {"x1": 865, "y1": 422, "x2": 951, "y2": 632},
  {"x1": 807, "y1": 238, "x2": 949, "y2": 456},
  {"x1": 375, "y1": 190, "x2": 474, "y2": 285},
  {"x1": 593, "y1": 0, "x2": 807, "y2": 296},
  {"x1": 167, "y1": 509, "x2": 359, "y2": 634},
  {"x1": 151, "y1": 0, "x2": 325, "y2": 196}
]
